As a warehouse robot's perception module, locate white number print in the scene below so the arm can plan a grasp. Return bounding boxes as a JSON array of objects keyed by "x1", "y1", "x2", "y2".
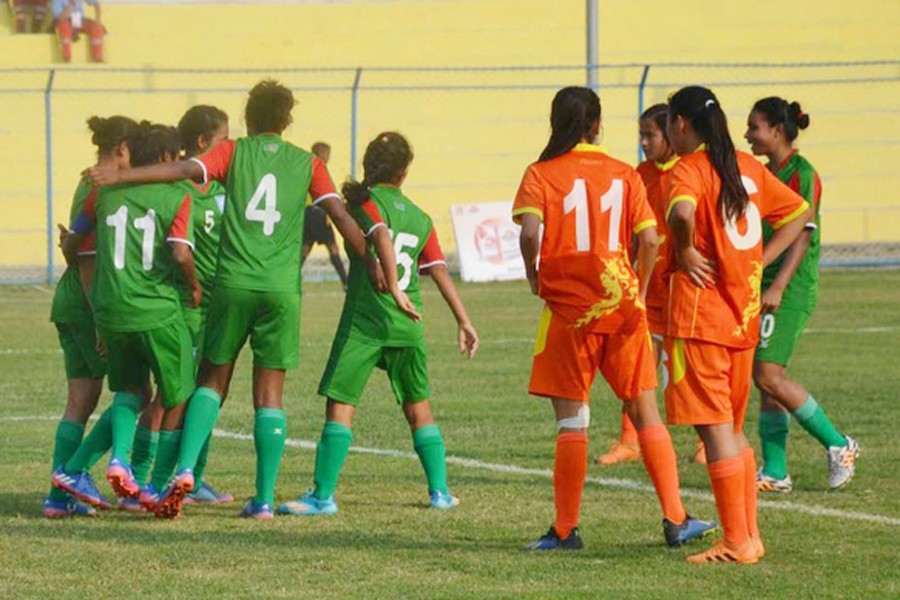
[
  {"x1": 563, "y1": 177, "x2": 625, "y2": 252},
  {"x1": 760, "y1": 313, "x2": 776, "y2": 340},
  {"x1": 724, "y1": 175, "x2": 762, "y2": 250},
  {"x1": 204, "y1": 209, "x2": 216, "y2": 234},
  {"x1": 600, "y1": 179, "x2": 624, "y2": 252},
  {"x1": 104, "y1": 206, "x2": 157, "y2": 270},
  {"x1": 133, "y1": 209, "x2": 157, "y2": 271},
  {"x1": 393, "y1": 232, "x2": 420, "y2": 291},
  {"x1": 106, "y1": 205, "x2": 128, "y2": 270},
  {"x1": 245, "y1": 173, "x2": 281, "y2": 236}
]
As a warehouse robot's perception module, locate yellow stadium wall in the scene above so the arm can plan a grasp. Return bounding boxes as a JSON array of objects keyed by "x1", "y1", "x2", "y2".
[{"x1": 0, "y1": 0, "x2": 898, "y2": 274}]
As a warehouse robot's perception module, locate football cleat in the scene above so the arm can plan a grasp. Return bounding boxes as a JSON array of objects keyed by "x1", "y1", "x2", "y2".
[
  {"x1": 827, "y1": 435, "x2": 860, "y2": 490},
  {"x1": 106, "y1": 458, "x2": 140, "y2": 499},
  {"x1": 139, "y1": 484, "x2": 161, "y2": 512},
  {"x1": 117, "y1": 497, "x2": 144, "y2": 512},
  {"x1": 429, "y1": 490, "x2": 460, "y2": 510},
  {"x1": 276, "y1": 490, "x2": 338, "y2": 517},
  {"x1": 756, "y1": 469, "x2": 793, "y2": 493},
  {"x1": 750, "y1": 535, "x2": 766, "y2": 559},
  {"x1": 185, "y1": 481, "x2": 235, "y2": 505},
  {"x1": 663, "y1": 515, "x2": 718, "y2": 547},
  {"x1": 594, "y1": 441, "x2": 640, "y2": 466},
  {"x1": 52, "y1": 468, "x2": 112, "y2": 510},
  {"x1": 525, "y1": 526, "x2": 584, "y2": 551},
  {"x1": 42, "y1": 497, "x2": 98, "y2": 518},
  {"x1": 686, "y1": 539, "x2": 759, "y2": 565},
  {"x1": 239, "y1": 499, "x2": 274, "y2": 520},
  {"x1": 154, "y1": 469, "x2": 194, "y2": 519}
]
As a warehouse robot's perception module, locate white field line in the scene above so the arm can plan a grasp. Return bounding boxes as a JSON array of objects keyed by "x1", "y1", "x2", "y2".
[{"x1": 5, "y1": 414, "x2": 898, "y2": 527}]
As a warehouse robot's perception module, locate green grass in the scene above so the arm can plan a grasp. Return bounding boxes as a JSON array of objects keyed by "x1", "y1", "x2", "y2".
[{"x1": 1, "y1": 270, "x2": 898, "y2": 599}]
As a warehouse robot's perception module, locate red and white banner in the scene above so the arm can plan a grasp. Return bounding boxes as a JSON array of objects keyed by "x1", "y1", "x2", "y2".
[{"x1": 449, "y1": 201, "x2": 525, "y2": 282}]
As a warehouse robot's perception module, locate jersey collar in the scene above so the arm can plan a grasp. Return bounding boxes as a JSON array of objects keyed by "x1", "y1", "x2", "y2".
[
  {"x1": 774, "y1": 149, "x2": 799, "y2": 173},
  {"x1": 654, "y1": 156, "x2": 679, "y2": 171},
  {"x1": 572, "y1": 143, "x2": 608, "y2": 154}
]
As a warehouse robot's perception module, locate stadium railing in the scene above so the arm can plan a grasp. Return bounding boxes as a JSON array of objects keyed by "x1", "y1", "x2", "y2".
[{"x1": 0, "y1": 60, "x2": 897, "y2": 284}]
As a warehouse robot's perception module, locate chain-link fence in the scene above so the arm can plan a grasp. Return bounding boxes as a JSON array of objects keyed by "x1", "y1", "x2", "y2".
[{"x1": 1, "y1": 61, "x2": 898, "y2": 284}]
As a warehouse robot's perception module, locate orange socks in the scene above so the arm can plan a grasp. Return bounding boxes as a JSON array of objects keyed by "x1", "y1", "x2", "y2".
[
  {"x1": 637, "y1": 424, "x2": 687, "y2": 524},
  {"x1": 707, "y1": 456, "x2": 749, "y2": 547},
  {"x1": 741, "y1": 447, "x2": 760, "y2": 538},
  {"x1": 620, "y1": 411, "x2": 639, "y2": 446},
  {"x1": 553, "y1": 432, "x2": 588, "y2": 538}
]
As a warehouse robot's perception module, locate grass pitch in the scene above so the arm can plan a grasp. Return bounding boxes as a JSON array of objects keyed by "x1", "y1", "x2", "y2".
[{"x1": 1, "y1": 269, "x2": 898, "y2": 599}]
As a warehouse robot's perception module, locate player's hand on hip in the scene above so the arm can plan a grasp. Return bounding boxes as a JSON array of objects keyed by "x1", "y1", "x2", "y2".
[
  {"x1": 458, "y1": 321, "x2": 480, "y2": 360},
  {"x1": 761, "y1": 285, "x2": 783, "y2": 313},
  {"x1": 676, "y1": 246, "x2": 716, "y2": 288},
  {"x1": 391, "y1": 288, "x2": 421, "y2": 322}
]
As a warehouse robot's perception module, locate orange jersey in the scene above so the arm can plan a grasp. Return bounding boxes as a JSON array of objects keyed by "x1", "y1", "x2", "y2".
[
  {"x1": 637, "y1": 157, "x2": 679, "y2": 332},
  {"x1": 513, "y1": 144, "x2": 656, "y2": 333},
  {"x1": 664, "y1": 149, "x2": 809, "y2": 348}
]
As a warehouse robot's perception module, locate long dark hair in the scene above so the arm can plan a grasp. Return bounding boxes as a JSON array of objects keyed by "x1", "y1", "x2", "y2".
[
  {"x1": 127, "y1": 121, "x2": 182, "y2": 168},
  {"x1": 178, "y1": 105, "x2": 228, "y2": 157},
  {"x1": 752, "y1": 97, "x2": 810, "y2": 142},
  {"x1": 343, "y1": 132, "x2": 414, "y2": 207},
  {"x1": 668, "y1": 86, "x2": 748, "y2": 222},
  {"x1": 641, "y1": 103, "x2": 669, "y2": 141},
  {"x1": 86, "y1": 115, "x2": 138, "y2": 157},
  {"x1": 539, "y1": 87, "x2": 601, "y2": 162}
]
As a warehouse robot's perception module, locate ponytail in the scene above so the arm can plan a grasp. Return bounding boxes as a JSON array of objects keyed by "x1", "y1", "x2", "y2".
[
  {"x1": 343, "y1": 132, "x2": 413, "y2": 208},
  {"x1": 539, "y1": 86, "x2": 601, "y2": 162},
  {"x1": 86, "y1": 115, "x2": 138, "y2": 157},
  {"x1": 669, "y1": 86, "x2": 748, "y2": 222},
  {"x1": 752, "y1": 96, "x2": 810, "y2": 142}
]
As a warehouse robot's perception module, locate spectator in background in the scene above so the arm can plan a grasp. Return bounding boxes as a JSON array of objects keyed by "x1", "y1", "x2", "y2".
[
  {"x1": 302, "y1": 142, "x2": 350, "y2": 289},
  {"x1": 51, "y1": 0, "x2": 103, "y2": 62},
  {"x1": 11, "y1": 0, "x2": 48, "y2": 33}
]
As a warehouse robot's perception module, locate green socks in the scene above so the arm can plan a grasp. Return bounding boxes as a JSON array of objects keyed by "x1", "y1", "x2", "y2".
[
  {"x1": 793, "y1": 395, "x2": 846, "y2": 450},
  {"x1": 254, "y1": 408, "x2": 287, "y2": 506},
  {"x1": 64, "y1": 407, "x2": 113, "y2": 474},
  {"x1": 193, "y1": 436, "x2": 212, "y2": 491},
  {"x1": 176, "y1": 387, "x2": 221, "y2": 472},
  {"x1": 48, "y1": 419, "x2": 85, "y2": 501},
  {"x1": 313, "y1": 421, "x2": 353, "y2": 500},
  {"x1": 412, "y1": 424, "x2": 449, "y2": 495},
  {"x1": 110, "y1": 392, "x2": 143, "y2": 462},
  {"x1": 150, "y1": 430, "x2": 182, "y2": 491},
  {"x1": 759, "y1": 411, "x2": 791, "y2": 479},
  {"x1": 131, "y1": 425, "x2": 159, "y2": 486}
]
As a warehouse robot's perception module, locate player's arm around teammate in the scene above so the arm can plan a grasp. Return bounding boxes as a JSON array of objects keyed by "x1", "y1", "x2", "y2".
[
  {"x1": 664, "y1": 86, "x2": 808, "y2": 564},
  {"x1": 278, "y1": 132, "x2": 476, "y2": 517},
  {"x1": 515, "y1": 87, "x2": 715, "y2": 552},
  {"x1": 44, "y1": 115, "x2": 136, "y2": 518},
  {"x1": 745, "y1": 98, "x2": 858, "y2": 492}
]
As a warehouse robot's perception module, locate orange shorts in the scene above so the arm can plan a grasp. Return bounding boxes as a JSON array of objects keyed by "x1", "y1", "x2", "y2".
[
  {"x1": 646, "y1": 304, "x2": 665, "y2": 337},
  {"x1": 663, "y1": 337, "x2": 753, "y2": 429},
  {"x1": 529, "y1": 306, "x2": 657, "y2": 403}
]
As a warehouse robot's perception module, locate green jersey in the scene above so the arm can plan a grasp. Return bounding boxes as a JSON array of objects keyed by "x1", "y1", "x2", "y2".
[
  {"x1": 50, "y1": 177, "x2": 95, "y2": 324},
  {"x1": 762, "y1": 151, "x2": 822, "y2": 312},
  {"x1": 191, "y1": 135, "x2": 339, "y2": 293},
  {"x1": 338, "y1": 185, "x2": 446, "y2": 345},
  {"x1": 175, "y1": 179, "x2": 225, "y2": 309},
  {"x1": 74, "y1": 182, "x2": 194, "y2": 332}
]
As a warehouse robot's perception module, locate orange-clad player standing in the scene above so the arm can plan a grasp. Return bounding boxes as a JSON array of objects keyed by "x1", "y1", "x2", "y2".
[
  {"x1": 514, "y1": 87, "x2": 716, "y2": 551},
  {"x1": 663, "y1": 86, "x2": 810, "y2": 564}
]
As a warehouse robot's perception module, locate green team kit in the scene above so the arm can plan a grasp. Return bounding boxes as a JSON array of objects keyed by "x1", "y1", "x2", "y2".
[
  {"x1": 50, "y1": 178, "x2": 106, "y2": 380},
  {"x1": 756, "y1": 151, "x2": 822, "y2": 366},
  {"x1": 319, "y1": 184, "x2": 445, "y2": 405}
]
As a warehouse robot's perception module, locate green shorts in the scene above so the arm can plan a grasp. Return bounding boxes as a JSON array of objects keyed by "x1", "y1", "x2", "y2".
[
  {"x1": 754, "y1": 305, "x2": 812, "y2": 367},
  {"x1": 55, "y1": 321, "x2": 106, "y2": 380},
  {"x1": 203, "y1": 287, "x2": 300, "y2": 370},
  {"x1": 318, "y1": 335, "x2": 430, "y2": 405},
  {"x1": 101, "y1": 320, "x2": 195, "y2": 408},
  {"x1": 182, "y1": 305, "x2": 205, "y2": 372}
]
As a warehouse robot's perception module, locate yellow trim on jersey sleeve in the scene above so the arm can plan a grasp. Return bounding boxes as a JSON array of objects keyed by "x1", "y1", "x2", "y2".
[
  {"x1": 633, "y1": 219, "x2": 657, "y2": 235},
  {"x1": 772, "y1": 201, "x2": 810, "y2": 230},
  {"x1": 533, "y1": 305, "x2": 553, "y2": 356},
  {"x1": 512, "y1": 206, "x2": 544, "y2": 224},
  {"x1": 672, "y1": 338, "x2": 687, "y2": 385},
  {"x1": 665, "y1": 195, "x2": 697, "y2": 221}
]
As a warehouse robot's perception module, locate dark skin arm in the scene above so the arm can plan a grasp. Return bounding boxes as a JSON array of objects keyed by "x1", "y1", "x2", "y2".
[
  {"x1": 518, "y1": 213, "x2": 542, "y2": 295},
  {"x1": 761, "y1": 207, "x2": 811, "y2": 270},
  {"x1": 88, "y1": 160, "x2": 203, "y2": 186},
  {"x1": 170, "y1": 242, "x2": 202, "y2": 308},
  {"x1": 319, "y1": 196, "x2": 388, "y2": 293},
  {"x1": 761, "y1": 222, "x2": 813, "y2": 313},
  {"x1": 427, "y1": 263, "x2": 479, "y2": 359},
  {"x1": 634, "y1": 226, "x2": 659, "y2": 303},
  {"x1": 369, "y1": 225, "x2": 420, "y2": 321},
  {"x1": 668, "y1": 201, "x2": 716, "y2": 288}
]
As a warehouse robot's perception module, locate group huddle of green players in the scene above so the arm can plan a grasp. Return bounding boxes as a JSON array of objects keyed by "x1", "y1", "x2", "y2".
[{"x1": 47, "y1": 80, "x2": 478, "y2": 520}]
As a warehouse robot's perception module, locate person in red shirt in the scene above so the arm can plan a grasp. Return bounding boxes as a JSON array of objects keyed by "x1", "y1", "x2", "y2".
[
  {"x1": 664, "y1": 86, "x2": 809, "y2": 564},
  {"x1": 514, "y1": 87, "x2": 716, "y2": 551},
  {"x1": 12, "y1": 0, "x2": 48, "y2": 33}
]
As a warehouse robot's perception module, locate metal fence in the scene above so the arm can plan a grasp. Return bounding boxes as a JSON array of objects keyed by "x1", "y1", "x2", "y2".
[{"x1": 1, "y1": 60, "x2": 898, "y2": 284}]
